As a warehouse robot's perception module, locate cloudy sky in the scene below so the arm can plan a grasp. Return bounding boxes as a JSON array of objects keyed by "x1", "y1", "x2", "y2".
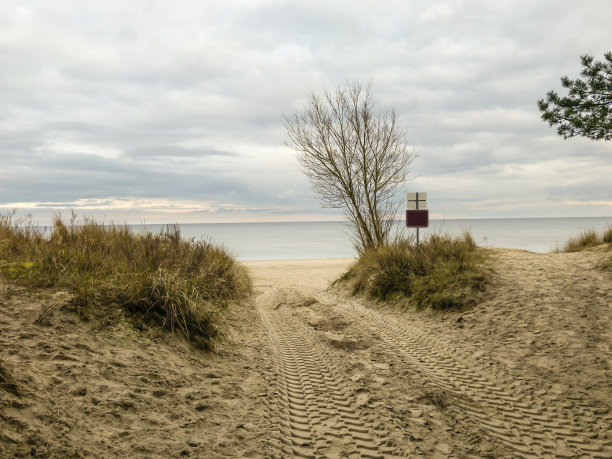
[{"x1": 1, "y1": 0, "x2": 611, "y2": 224}]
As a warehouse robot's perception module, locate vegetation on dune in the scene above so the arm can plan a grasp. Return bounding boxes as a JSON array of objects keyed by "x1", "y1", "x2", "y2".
[
  {"x1": 554, "y1": 226, "x2": 612, "y2": 271},
  {"x1": 600, "y1": 257, "x2": 612, "y2": 272},
  {"x1": 560, "y1": 229, "x2": 600, "y2": 252},
  {"x1": 0, "y1": 212, "x2": 251, "y2": 349},
  {"x1": 557, "y1": 226, "x2": 612, "y2": 253},
  {"x1": 0, "y1": 355, "x2": 20, "y2": 396},
  {"x1": 603, "y1": 226, "x2": 612, "y2": 244},
  {"x1": 339, "y1": 232, "x2": 488, "y2": 310}
]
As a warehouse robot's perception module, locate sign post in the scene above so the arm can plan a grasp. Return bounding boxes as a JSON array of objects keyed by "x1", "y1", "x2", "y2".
[{"x1": 406, "y1": 192, "x2": 429, "y2": 246}]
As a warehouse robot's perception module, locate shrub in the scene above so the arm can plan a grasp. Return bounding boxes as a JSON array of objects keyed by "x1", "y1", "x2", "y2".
[
  {"x1": 559, "y1": 226, "x2": 612, "y2": 252},
  {"x1": 599, "y1": 257, "x2": 612, "y2": 271},
  {"x1": 0, "y1": 355, "x2": 19, "y2": 396},
  {"x1": 561, "y1": 229, "x2": 601, "y2": 252},
  {"x1": 340, "y1": 232, "x2": 487, "y2": 310},
  {"x1": 0, "y1": 212, "x2": 250, "y2": 349},
  {"x1": 603, "y1": 226, "x2": 612, "y2": 244}
]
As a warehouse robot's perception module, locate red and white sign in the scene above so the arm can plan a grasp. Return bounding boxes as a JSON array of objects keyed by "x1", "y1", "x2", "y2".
[{"x1": 406, "y1": 192, "x2": 429, "y2": 228}]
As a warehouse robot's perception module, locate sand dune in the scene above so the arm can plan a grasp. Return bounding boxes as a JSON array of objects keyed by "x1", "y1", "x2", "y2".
[{"x1": 1, "y1": 248, "x2": 611, "y2": 457}]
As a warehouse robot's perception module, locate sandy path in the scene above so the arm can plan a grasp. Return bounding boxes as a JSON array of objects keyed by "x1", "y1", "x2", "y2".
[
  {"x1": 249, "y1": 260, "x2": 399, "y2": 457},
  {"x1": 334, "y1": 299, "x2": 611, "y2": 457},
  {"x1": 259, "y1": 300, "x2": 394, "y2": 457},
  {"x1": 244, "y1": 249, "x2": 612, "y2": 458}
]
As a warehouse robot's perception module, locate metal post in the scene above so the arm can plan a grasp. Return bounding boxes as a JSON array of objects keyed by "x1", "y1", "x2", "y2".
[{"x1": 416, "y1": 192, "x2": 420, "y2": 247}]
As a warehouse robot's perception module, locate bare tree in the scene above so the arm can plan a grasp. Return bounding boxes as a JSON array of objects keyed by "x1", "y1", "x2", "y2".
[{"x1": 285, "y1": 81, "x2": 416, "y2": 253}]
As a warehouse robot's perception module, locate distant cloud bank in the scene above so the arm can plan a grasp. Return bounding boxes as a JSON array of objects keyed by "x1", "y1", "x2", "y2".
[{"x1": 1, "y1": 0, "x2": 611, "y2": 223}]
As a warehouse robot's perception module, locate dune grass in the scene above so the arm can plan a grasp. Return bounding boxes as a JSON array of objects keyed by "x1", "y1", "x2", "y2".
[
  {"x1": 560, "y1": 229, "x2": 601, "y2": 252},
  {"x1": 603, "y1": 226, "x2": 612, "y2": 244},
  {"x1": 600, "y1": 227, "x2": 612, "y2": 271},
  {"x1": 600, "y1": 257, "x2": 612, "y2": 271},
  {"x1": 557, "y1": 226, "x2": 612, "y2": 253},
  {"x1": 0, "y1": 355, "x2": 20, "y2": 396},
  {"x1": 339, "y1": 232, "x2": 487, "y2": 310},
  {"x1": 0, "y1": 212, "x2": 251, "y2": 349},
  {"x1": 554, "y1": 226, "x2": 612, "y2": 272}
]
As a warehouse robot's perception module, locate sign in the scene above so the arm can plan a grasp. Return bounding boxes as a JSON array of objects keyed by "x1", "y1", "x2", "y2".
[
  {"x1": 407, "y1": 192, "x2": 427, "y2": 210},
  {"x1": 406, "y1": 192, "x2": 428, "y2": 245},
  {"x1": 406, "y1": 209, "x2": 429, "y2": 228},
  {"x1": 406, "y1": 192, "x2": 429, "y2": 229}
]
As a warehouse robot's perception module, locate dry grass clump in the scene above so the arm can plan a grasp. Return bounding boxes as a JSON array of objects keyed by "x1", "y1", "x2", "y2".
[
  {"x1": 561, "y1": 229, "x2": 601, "y2": 252},
  {"x1": 603, "y1": 226, "x2": 612, "y2": 244},
  {"x1": 599, "y1": 257, "x2": 612, "y2": 271},
  {"x1": 339, "y1": 232, "x2": 487, "y2": 310},
  {"x1": 598, "y1": 227, "x2": 612, "y2": 271},
  {"x1": 559, "y1": 226, "x2": 612, "y2": 253},
  {"x1": 0, "y1": 212, "x2": 250, "y2": 349},
  {"x1": 0, "y1": 355, "x2": 20, "y2": 396}
]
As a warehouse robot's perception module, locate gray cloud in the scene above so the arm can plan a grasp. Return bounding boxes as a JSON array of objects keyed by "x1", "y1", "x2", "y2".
[{"x1": 1, "y1": 0, "x2": 611, "y2": 222}]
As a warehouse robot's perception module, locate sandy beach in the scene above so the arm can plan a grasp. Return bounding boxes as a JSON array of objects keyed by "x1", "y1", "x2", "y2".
[{"x1": 1, "y1": 247, "x2": 611, "y2": 457}]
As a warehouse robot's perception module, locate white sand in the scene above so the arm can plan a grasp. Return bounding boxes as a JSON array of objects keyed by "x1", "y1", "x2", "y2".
[{"x1": 1, "y1": 248, "x2": 611, "y2": 457}]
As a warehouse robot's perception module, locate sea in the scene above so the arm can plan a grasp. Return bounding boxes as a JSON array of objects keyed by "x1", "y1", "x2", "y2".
[{"x1": 132, "y1": 217, "x2": 612, "y2": 261}]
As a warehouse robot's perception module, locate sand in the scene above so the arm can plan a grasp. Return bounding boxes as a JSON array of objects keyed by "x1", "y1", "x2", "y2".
[
  {"x1": 0, "y1": 284, "x2": 271, "y2": 457},
  {"x1": 1, "y1": 248, "x2": 611, "y2": 457}
]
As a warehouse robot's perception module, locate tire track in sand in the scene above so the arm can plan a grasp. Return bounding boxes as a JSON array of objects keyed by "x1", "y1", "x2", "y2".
[
  {"x1": 259, "y1": 299, "x2": 403, "y2": 458},
  {"x1": 335, "y1": 299, "x2": 612, "y2": 458}
]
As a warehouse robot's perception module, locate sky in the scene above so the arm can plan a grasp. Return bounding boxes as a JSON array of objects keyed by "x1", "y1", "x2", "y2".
[{"x1": 1, "y1": 0, "x2": 611, "y2": 224}]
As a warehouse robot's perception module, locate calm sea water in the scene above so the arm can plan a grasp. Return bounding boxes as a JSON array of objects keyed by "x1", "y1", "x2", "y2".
[{"x1": 132, "y1": 217, "x2": 612, "y2": 261}]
